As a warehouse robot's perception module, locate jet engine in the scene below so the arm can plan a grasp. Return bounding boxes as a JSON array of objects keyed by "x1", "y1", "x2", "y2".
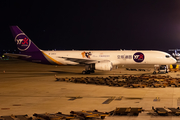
[{"x1": 93, "y1": 61, "x2": 113, "y2": 71}]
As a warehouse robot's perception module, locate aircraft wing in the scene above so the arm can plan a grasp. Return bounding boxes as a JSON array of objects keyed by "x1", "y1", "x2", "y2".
[
  {"x1": 60, "y1": 57, "x2": 109, "y2": 64},
  {"x1": 4, "y1": 53, "x2": 31, "y2": 59}
]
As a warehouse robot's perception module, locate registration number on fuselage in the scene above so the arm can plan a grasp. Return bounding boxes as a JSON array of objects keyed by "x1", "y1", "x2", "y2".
[{"x1": 49, "y1": 53, "x2": 56, "y2": 55}]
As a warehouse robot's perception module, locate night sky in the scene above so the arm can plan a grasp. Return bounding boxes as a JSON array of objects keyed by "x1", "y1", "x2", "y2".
[{"x1": 1, "y1": 0, "x2": 180, "y2": 52}]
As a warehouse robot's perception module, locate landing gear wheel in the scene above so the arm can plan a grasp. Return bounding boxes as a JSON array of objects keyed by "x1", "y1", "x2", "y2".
[
  {"x1": 82, "y1": 70, "x2": 90, "y2": 74},
  {"x1": 86, "y1": 70, "x2": 90, "y2": 74},
  {"x1": 90, "y1": 70, "x2": 95, "y2": 73},
  {"x1": 82, "y1": 71, "x2": 86, "y2": 74}
]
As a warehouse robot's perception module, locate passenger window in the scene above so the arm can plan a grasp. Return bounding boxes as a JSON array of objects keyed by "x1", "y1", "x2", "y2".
[{"x1": 165, "y1": 55, "x2": 170, "y2": 58}]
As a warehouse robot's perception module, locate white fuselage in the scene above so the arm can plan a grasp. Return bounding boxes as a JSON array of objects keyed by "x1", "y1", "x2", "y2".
[{"x1": 42, "y1": 50, "x2": 176, "y2": 66}]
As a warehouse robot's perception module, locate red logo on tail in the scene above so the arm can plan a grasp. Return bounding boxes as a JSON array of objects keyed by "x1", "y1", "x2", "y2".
[{"x1": 22, "y1": 38, "x2": 28, "y2": 44}]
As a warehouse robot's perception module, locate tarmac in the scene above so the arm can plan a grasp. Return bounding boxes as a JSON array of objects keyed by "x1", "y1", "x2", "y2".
[{"x1": 1, "y1": 59, "x2": 180, "y2": 120}]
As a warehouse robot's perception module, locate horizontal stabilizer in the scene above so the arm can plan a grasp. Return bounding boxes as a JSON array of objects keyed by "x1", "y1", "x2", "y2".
[{"x1": 4, "y1": 53, "x2": 31, "y2": 59}]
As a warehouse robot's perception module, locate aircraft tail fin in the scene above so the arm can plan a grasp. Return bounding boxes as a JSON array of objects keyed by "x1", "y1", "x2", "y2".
[{"x1": 10, "y1": 26, "x2": 41, "y2": 53}]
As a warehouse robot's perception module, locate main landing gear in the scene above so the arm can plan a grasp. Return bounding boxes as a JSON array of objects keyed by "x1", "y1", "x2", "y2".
[
  {"x1": 82, "y1": 64, "x2": 95, "y2": 74},
  {"x1": 82, "y1": 70, "x2": 95, "y2": 74}
]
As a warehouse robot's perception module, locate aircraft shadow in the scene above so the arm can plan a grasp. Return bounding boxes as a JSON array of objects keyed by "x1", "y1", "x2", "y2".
[
  {"x1": 50, "y1": 70, "x2": 82, "y2": 75},
  {"x1": 50, "y1": 70, "x2": 108, "y2": 75}
]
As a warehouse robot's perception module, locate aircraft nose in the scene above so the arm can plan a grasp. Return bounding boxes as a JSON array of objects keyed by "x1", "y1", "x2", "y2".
[{"x1": 171, "y1": 57, "x2": 177, "y2": 64}]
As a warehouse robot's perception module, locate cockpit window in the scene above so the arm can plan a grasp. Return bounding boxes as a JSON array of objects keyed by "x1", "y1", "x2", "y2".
[{"x1": 165, "y1": 55, "x2": 170, "y2": 58}]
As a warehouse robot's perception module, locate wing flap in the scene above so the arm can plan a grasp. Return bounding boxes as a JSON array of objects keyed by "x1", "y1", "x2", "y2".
[
  {"x1": 60, "y1": 57, "x2": 110, "y2": 64},
  {"x1": 60, "y1": 57, "x2": 97, "y2": 64}
]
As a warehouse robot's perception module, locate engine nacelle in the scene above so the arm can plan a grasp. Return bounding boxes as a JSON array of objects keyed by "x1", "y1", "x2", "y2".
[{"x1": 94, "y1": 61, "x2": 113, "y2": 71}]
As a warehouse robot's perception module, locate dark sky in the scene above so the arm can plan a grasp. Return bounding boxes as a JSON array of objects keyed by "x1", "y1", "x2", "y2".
[{"x1": 1, "y1": 0, "x2": 180, "y2": 51}]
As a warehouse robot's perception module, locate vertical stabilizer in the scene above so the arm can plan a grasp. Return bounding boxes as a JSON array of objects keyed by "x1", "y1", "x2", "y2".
[{"x1": 10, "y1": 26, "x2": 40, "y2": 53}]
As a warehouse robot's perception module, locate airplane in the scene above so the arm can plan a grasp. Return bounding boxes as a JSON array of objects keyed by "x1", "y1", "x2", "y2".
[{"x1": 4, "y1": 26, "x2": 177, "y2": 74}]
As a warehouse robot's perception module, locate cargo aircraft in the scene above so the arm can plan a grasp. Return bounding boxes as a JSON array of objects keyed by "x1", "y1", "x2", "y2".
[{"x1": 4, "y1": 26, "x2": 177, "y2": 74}]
